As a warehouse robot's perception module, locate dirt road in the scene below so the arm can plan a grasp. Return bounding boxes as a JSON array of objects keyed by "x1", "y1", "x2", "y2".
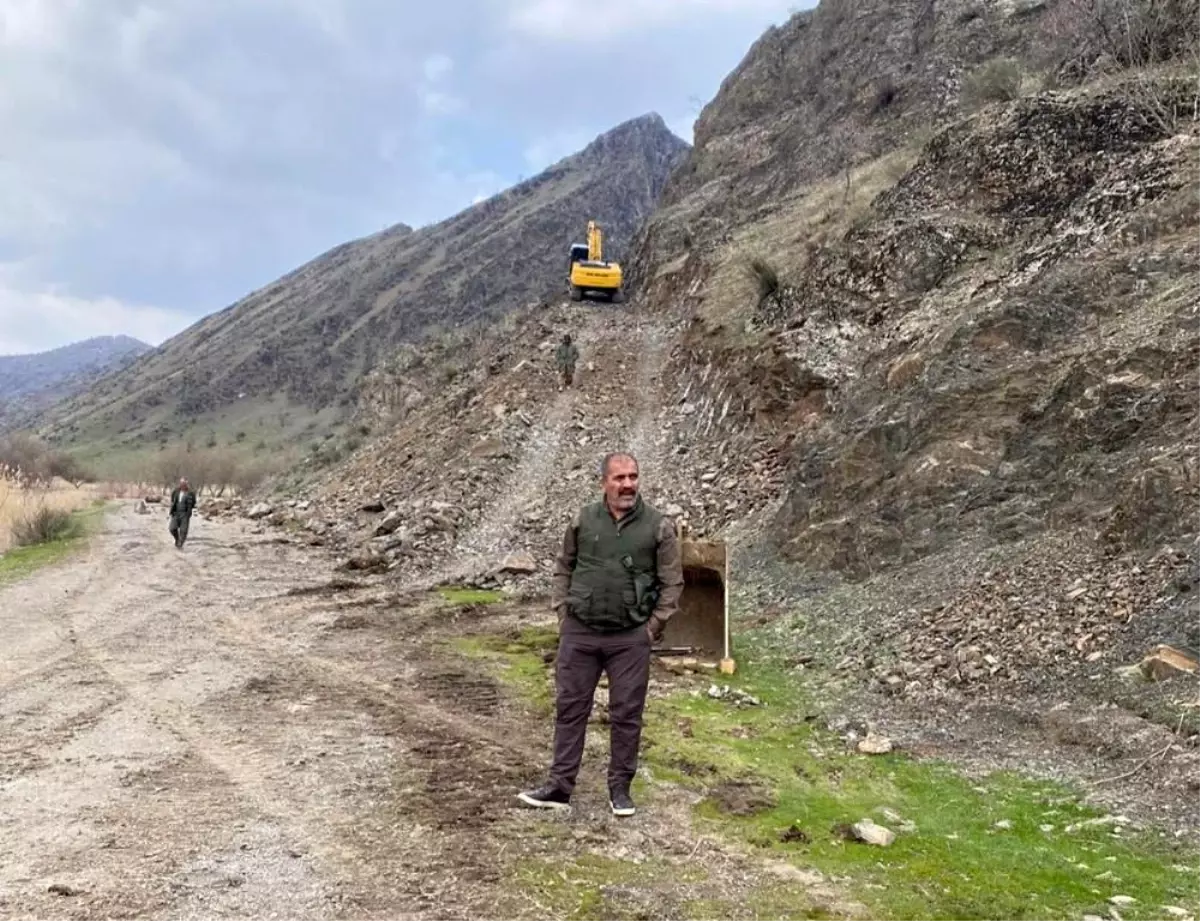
[{"x1": 0, "y1": 502, "x2": 851, "y2": 920}]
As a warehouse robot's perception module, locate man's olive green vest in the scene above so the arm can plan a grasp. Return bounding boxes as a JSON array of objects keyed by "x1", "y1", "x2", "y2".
[{"x1": 566, "y1": 496, "x2": 663, "y2": 633}]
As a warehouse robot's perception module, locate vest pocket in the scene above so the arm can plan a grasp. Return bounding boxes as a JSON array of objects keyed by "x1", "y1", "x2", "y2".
[{"x1": 566, "y1": 585, "x2": 593, "y2": 618}]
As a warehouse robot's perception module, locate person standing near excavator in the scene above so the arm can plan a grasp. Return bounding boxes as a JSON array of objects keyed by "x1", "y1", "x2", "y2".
[
  {"x1": 518, "y1": 451, "x2": 684, "y2": 816},
  {"x1": 555, "y1": 333, "x2": 579, "y2": 390}
]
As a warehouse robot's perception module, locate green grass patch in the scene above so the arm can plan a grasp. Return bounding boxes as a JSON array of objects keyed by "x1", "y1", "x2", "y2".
[
  {"x1": 437, "y1": 585, "x2": 505, "y2": 605},
  {"x1": 510, "y1": 854, "x2": 661, "y2": 921},
  {"x1": 509, "y1": 853, "x2": 824, "y2": 921},
  {"x1": 449, "y1": 626, "x2": 558, "y2": 715},
  {"x1": 457, "y1": 632, "x2": 1199, "y2": 920},
  {"x1": 0, "y1": 503, "x2": 107, "y2": 585}
]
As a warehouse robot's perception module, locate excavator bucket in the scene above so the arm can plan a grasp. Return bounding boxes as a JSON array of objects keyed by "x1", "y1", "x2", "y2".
[{"x1": 656, "y1": 528, "x2": 733, "y2": 671}]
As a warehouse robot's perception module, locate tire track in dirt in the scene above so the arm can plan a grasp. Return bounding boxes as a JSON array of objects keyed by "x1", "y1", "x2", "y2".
[
  {"x1": 420, "y1": 309, "x2": 676, "y2": 588},
  {"x1": 425, "y1": 311, "x2": 608, "y2": 587},
  {"x1": 0, "y1": 507, "x2": 437, "y2": 919},
  {"x1": 1, "y1": 500, "x2": 865, "y2": 921}
]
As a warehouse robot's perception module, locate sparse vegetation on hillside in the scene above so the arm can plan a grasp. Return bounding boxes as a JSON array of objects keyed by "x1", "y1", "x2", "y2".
[
  {"x1": 743, "y1": 256, "x2": 782, "y2": 305},
  {"x1": 1041, "y1": 0, "x2": 1200, "y2": 73},
  {"x1": 962, "y1": 57, "x2": 1026, "y2": 108}
]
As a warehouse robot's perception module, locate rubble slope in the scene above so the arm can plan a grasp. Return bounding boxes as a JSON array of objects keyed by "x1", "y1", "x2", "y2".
[
  {"x1": 256, "y1": 0, "x2": 1198, "y2": 818},
  {"x1": 35, "y1": 115, "x2": 688, "y2": 458}
]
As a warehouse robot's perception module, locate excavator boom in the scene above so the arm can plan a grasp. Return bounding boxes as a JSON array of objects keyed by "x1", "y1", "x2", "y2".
[{"x1": 587, "y1": 220, "x2": 603, "y2": 262}]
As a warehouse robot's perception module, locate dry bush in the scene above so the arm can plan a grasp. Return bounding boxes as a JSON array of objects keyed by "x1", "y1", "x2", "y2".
[
  {"x1": 0, "y1": 481, "x2": 96, "y2": 552},
  {"x1": 743, "y1": 257, "x2": 782, "y2": 304},
  {"x1": 871, "y1": 75, "x2": 900, "y2": 114},
  {"x1": 11, "y1": 505, "x2": 77, "y2": 547},
  {"x1": 146, "y1": 445, "x2": 286, "y2": 498},
  {"x1": 1041, "y1": 0, "x2": 1200, "y2": 75},
  {"x1": 0, "y1": 434, "x2": 94, "y2": 488},
  {"x1": 963, "y1": 58, "x2": 1025, "y2": 108}
]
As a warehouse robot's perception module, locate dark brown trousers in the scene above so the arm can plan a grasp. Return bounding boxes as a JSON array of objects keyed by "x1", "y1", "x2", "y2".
[{"x1": 549, "y1": 617, "x2": 651, "y2": 795}]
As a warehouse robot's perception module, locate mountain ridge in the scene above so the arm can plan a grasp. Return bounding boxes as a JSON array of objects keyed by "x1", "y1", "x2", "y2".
[
  {"x1": 32, "y1": 113, "x2": 688, "y2": 462},
  {"x1": 0, "y1": 335, "x2": 153, "y2": 432}
]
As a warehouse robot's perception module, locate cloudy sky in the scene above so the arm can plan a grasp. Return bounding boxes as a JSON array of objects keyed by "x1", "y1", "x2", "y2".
[{"x1": 0, "y1": 0, "x2": 811, "y2": 357}]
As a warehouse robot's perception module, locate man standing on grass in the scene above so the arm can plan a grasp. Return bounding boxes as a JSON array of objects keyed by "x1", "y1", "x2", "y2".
[
  {"x1": 518, "y1": 452, "x2": 684, "y2": 817},
  {"x1": 555, "y1": 333, "x2": 579, "y2": 391},
  {"x1": 168, "y1": 477, "x2": 196, "y2": 549}
]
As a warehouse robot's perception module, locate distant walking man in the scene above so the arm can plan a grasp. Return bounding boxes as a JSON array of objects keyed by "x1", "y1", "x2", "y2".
[
  {"x1": 518, "y1": 452, "x2": 684, "y2": 816},
  {"x1": 555, "y1": 333, "x2": 579, "y2": 390},
  {"x1": 168, "y1": 477, "x2": 197, "y2": 549}
]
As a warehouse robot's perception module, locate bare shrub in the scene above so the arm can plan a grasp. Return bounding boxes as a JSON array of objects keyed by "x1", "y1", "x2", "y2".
[
  {"x1": 0, "y1": 434, "x2": 93, "y2": 488},
  {"x1": 743, "y1": 257, "x2": 782, "y2": 304},
  {"x1": 151, "y1": 445, "x2": 272, "y2": 496},
  {"x1": 963, "y1": 58, "x2": 1025, "y2": 108},
  {"x1": 1040, "y1": 0, "x2": 1200, "y2": 75},
  {"x1": 12, "y1": 505, "x2": 77, "y2": 547}
]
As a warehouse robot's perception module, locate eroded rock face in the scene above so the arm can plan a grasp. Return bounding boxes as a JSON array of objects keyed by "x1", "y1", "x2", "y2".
[{"x1": 771, "y1": 85, "x2": 1199, "y2": 579}]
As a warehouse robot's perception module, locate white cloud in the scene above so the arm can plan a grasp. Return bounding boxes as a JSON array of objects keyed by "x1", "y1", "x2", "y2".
[
  {"x1": 506, "y1": 0, "x2": 795, "y2": 40},
  {"x1": 419, "y1": 88, "x2": 465, "y2": 115},
  {"x1": 0, "y1": 0, "x2": 78, "y2": 51},
  {"x1": 422, "y1": 53, "x2": 454, "y2": 82},
  {"x1": 417, "y1": 52, "x2": 463, "y2": 115},
  {"x1": 0, "y1": 262, "x2": 189, "y2": 354},
  {"x1": 0, "y1": 0, "x2": 811, "y2": 354}
]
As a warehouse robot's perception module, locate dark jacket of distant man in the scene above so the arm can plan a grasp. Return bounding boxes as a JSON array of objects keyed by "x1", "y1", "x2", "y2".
[
  {"x1": 555, "y1": 335, "x2": 580, "y2": 388},
  {"x1": 168, "y1": 479, "x2": 197, "y2": 548}
]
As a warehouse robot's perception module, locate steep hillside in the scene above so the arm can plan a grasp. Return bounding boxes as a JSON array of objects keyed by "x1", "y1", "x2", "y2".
[
  {"x1": 35, "y1": 114, "x2": 688, "y2": 459},
  {"x1": 244, "y1": 0, "x2": 1200, "y2": 823},
  {"x1": 0, "y1": 335, "x2": 151, "y2": 431}
]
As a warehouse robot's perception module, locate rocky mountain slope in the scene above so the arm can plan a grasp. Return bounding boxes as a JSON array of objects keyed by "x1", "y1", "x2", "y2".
[
  {"x1": 237, "y1": 0, "x2": 1198, "y2": 820},
  {"x1": 33, "y1": 114, "x2": 688, "y2": 458},
  {"x1": 0, "y1": 335, "x2": 151, "y2": 431}
]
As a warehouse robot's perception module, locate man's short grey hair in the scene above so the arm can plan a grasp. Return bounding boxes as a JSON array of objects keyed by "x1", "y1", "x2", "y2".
[{"x1": 599, "y1": 452, "x2": 639, "y2": 478}]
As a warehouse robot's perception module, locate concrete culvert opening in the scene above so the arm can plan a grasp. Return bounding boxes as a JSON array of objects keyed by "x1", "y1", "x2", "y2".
[{"x1": 658, "y1": 535, "x2": 727, "y2": 660}]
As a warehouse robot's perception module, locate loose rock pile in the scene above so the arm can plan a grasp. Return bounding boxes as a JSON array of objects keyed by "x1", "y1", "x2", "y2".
[{"x1": 861, "y1": 541, "x2": 1197, "y2": 700}]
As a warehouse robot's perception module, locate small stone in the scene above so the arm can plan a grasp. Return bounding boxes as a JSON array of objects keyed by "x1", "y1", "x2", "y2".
[
  {"x1": 857, "y1": 734, "x2": 894, "y2": 755},
  {"x1": 993, "y1": 819, "x2": 1013, "y2": 830},
  {"x1": 850, "y1": 818, "x2": 895, "y2": 847},
  {"x1": 497, "y1": 551, "x2": 537, "y2": 574},
  {"x1": 247, "y1": 502, "x2": 274, "y2": 519},
  {"x1": 1108, "y1": 896, "x2": 1136, "y2": 907},
  {"x1": 374, "y1": 510, "x2": 405, "y2": 536},
  {"x1": 1138, "y1": 645, "x2": 1198, "y2": 681}
]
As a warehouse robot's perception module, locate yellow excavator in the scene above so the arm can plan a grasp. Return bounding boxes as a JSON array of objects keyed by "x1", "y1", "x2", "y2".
[{"x1": 568, "y1": 220, "x2": 624, "y2": 303}]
